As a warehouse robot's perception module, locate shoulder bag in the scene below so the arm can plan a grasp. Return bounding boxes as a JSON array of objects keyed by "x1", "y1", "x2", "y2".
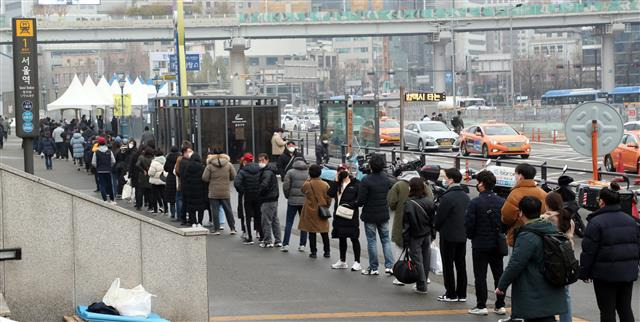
[
  {"x1": 309, "y1": 181, "x2": 332, "y2": 219},
  {"x1": 487, "y1": 208, "x2": 509, "y2": 256}
]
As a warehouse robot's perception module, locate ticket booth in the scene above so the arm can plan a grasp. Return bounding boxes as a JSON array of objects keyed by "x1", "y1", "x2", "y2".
[
  {"x1": 319, "y1": 98, "x2": 379, "y2": 157},
  {"x1": 152, "y1": 96, "x2": 279, "y2": 162}
]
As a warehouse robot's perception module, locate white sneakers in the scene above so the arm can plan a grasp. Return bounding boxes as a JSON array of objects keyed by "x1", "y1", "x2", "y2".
[
  {"x1": 361, "y1": 268, "x2": 379, "y2": 275},
  {"x1": 280, "y1": 245, "x2": 289, "y2": 252},
  {"x1": 297, "y1": 245, "x2": 305, "y2": 252},
  {"x1": 392, "y1": 279, "x2": 405, "y2": 286},
  {"x1": 331, "y1": 260, "x2": 348, "y2": 269},
  {"x1": 351, "y1": 261, "x2": 362, "y2": 271},
  {"x1": 384, "y1": 268, "x2": 393, "y2": 275},
  {"x1": 494, "y1": 307, "x2": 507, "y2": 315},
  {"x1": 468, "y1": 308, "x2": 489, "y2": 316}
]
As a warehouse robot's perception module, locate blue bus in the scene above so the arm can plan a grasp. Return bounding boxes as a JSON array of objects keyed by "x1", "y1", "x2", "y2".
[
  {"x1": 609, "y1": 86, "x2": 640, "y2": 106},
  {"x1": 541, "y1": 88, "x2": 608, "y2": 106}
]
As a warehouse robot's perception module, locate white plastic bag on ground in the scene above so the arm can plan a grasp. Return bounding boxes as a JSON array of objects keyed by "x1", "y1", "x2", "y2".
[
  {"x1": 102, "y1": 278, "x2": 155, "y2": 318},
  {"x1": 122, "y1": 183, "x2": 132, "y2": 200},
  {"x1": 430, "y1": 241, "x2": 443, "y2": 275}
]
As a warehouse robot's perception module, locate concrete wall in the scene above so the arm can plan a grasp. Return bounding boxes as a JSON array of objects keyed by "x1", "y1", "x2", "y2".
[{"x1": 0, "y1": 163, "x2": 209, "y2": 321}]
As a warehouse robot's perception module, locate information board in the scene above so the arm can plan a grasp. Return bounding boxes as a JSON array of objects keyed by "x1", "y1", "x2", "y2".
[
  {"x1": 169, "y1": 54, "x2": 200, "y2": 72},
  {"x1": 12, "y1": 18, "x2": 39, "y2": 139}
]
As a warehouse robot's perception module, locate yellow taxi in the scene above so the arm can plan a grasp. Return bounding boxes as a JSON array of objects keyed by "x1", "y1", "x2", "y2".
[
  {"x1": 459, "y1": 122, "x2": 531, "y2": 159},
  {"x1": 361, "y1": 117, "x2": 401, "y2": 146},
  {"x1": 604, "y1": 131, "x2": 640, "y2": 172}
]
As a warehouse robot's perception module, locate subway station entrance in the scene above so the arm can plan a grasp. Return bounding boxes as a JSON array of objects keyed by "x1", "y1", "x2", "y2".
[{"x1": 151, "y1": 96, "x2": 279, "y2": 162}]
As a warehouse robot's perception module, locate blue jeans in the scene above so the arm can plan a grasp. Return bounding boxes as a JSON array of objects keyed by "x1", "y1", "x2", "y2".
[
  {"x1": 364, "y1": 221, "x2": 394, "y2": 271},
  {"x1": 97, "y1": 173, "x2": 114, "y2": 201},
  {"x1": 44, "y1": 154, "x2": 53, "y2": 169},
  {"x1": 111, "y1": 171, "x2": 119, "y2": 197},
  {"x1": 559, "y1": 286, "x2": 572, "y2": 322},
  {"x1": 283, "y1": 205, "x2": 307, "y2": 247},
  {"x1": 176, "y1": 191, "x2": 184, "y2": 221}
]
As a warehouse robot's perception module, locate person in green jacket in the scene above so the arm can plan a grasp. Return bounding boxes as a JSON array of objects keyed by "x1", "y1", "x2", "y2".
[
  {"x1": 496, "y1": 196, "x2": 568, "y2": 322},
  {"x1": 388, "y1": 170, "x2": 433, "y2": 286}
]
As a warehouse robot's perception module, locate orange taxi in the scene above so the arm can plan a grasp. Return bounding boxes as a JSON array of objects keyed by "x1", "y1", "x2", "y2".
[
  {"x1": 604, "y1": 131, "x2": 640, "y2": 172},
  {"x1": 361, "y1": 117, "x2": 401, "y2": 146},
  {"x1": 459, "y1": 122, "x2": 531, "y2": 158}
]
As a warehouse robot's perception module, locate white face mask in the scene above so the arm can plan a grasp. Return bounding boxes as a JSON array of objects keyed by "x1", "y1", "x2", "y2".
[
  {"x1": 287, "y1": 147, "x2": 296, "y2": 153},
  {"x1": 442, "y1": 179, "x2": 449, "y2": 188},
  {"x1": 322, "y1": 140, "x2": 328, "y2": 144},
  {"x1": 186, "y1": 151, "x2": 193, "y2": 159},
  {"x1": 128, "y1": 143, "x2": 134, "y2": 149},
  {"x1": 259, "y1": 163, "x2": 267, "y2": 168}
]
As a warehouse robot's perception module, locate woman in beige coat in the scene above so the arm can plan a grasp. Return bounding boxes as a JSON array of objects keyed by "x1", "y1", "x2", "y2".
[{"x1": 299, "y1": 164, "x2": 332, "y2": 258}]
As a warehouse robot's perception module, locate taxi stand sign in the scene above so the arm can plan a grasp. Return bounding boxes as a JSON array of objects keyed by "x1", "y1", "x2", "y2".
[
  {"x1": 12, "y1": 18, "x2": 39, "y2": 139},
  {"x1": 404, "y1": 92, "x2": 446, "y2": 102}
]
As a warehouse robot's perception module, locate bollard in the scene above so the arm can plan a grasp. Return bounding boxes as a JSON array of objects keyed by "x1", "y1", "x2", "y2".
[
  {"x1": 531, "y1": 128, "x2": 535, "y2": 141},
  {"x1": 537, "y1": 128, "x2": 541, "y2": 142},
  {"x1": 420, "y1": 153, "x2": 426, "y2": 167},
  {"x1": 454, "y1": 156, "x2": 461, "y2": 170},
  {"x1": 553, "y1": 130, "x2": 557, "y2": 144}
]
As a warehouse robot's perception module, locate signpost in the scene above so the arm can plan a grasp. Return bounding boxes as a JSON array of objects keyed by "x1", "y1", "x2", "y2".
[
  {"x1": 12, "y1": 18, "x2": 39, "y2": 174},
  {"x1": 404, "y1": 92, "x2": 447, "y2": 102}
]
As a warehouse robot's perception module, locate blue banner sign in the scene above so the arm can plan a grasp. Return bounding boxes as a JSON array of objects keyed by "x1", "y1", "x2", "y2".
[{"x1": 169, "y1": 54, "x2": 200, "y2": 72}]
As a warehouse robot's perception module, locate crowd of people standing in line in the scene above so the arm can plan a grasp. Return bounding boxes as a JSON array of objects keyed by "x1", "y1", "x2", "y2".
[{"x1": 47, "y1": 122, "x2": 639, "y2": 322}]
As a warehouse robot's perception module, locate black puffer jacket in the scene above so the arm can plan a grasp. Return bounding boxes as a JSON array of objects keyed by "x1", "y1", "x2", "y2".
[
  {"x1": 403, "y1": 196, "x2": 435, "y2": 247},
  {"x1": 260, "y1": 163, "x2": 279, "y2": 202},
  {"x1": 435, "y1": 185, "x2": 470, "y2": 242},
  {"x1": 163, "y1": 152, "x2": 179, "y2": 203},
  {"x1": 181, "y1": 154, "x2": 208, "y2": 212},
  {"x1": 234, "y1": 163, "x2": 262, "y2": 200},
  {"x1": 465, "y1": 191, "x2": 506, "y2": 249},
  {"x1": 328, "y1": 179, "x2": 360, "y2": 239},
  {"x1": 580, "y1": 204, "x2": 640, "y2": 282},
  {"x1": 277, "y1": 150, "x2": 304, "y2": 179},
  {"x1": 356, "y1": 172, "x2": 393, "y2": 224}
]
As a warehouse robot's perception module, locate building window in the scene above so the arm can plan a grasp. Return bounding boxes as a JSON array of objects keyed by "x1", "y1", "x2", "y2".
[
  {"x1": 358, "y1": 59, "x2": 369, "y2": 64},
  {"x1": 534, "y1": 46, "x2": 540, "y2": 54},
  {"x1": 550, "y1": 46, "x2": 556, "y2": 54},
  {"x1": 356, "y1": 47, "x2": 368, "y2": 53},
  {"x1": 543, "y1": 46, "x2": 549, "y2": 55},
  {"x1": 249, "y1": 57, "x2": 260, "y2": 66},
  {"x1": 557, "y1": 45, "x2": 563, "y2": 53},
  {"x1": 266, "y1": 57, "x2": 278, "y2": 65},
  {"x1": 336, "y1": 48, "x2": 351, "y2": 54}
]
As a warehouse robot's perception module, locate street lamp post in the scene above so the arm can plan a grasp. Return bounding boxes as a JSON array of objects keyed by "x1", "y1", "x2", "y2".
[
  {"x1": 117, "y1": 73, "x2": 126, "y2": 138},
  {"x1": 509, "y1": 3, "x2": 523, "y2": 109}
]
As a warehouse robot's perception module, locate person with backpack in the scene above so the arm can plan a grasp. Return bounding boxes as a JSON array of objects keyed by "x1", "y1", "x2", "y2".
[
  {"x1": 464, "y1": 170, "x2": 507, "y2": 316},
  {"x1": 496, "y1": 196, "x2": 568, "y2": 322},
  {"x1": 580, "y1": 185, "x2": 640, "y2": 322},
  {"x1": 434, "y1": 168, "x2": 470, "y2": 302},
  {"x1": 402, "y1": 177, "x2": 436, "y2": 294},
  {"x1": 541, "y1": 192, "x2": 575, "y2": 322},
  {"x1": 92, "y1": 137, "x2": 116, "y2": 204},
  {"x1": 451, "y1": 110, "x2": 464, "y2": 134}
]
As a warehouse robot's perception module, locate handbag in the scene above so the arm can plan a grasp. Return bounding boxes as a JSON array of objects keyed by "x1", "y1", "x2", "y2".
[
  {"x1": 392, "y1": 248, "x2": 420, "y2": 284},
  {"x1": 308, "y1": 181, "x2": 331, "y2": 219},
  {"x1": 335, "y1": 205, "x2": 354, "y2": 220},
  {"x1": 487, "y1": 209, "x2": 509, "y2": 256}
]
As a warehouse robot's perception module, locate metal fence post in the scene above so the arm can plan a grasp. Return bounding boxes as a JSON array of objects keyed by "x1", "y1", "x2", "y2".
[
  {"x1": 496, "y1": 159, "x2": 502, "y2": 166},
  {"x1": 341, "y1": 145, "x2": 346, "y2": 164},
  {"x1": 391, "y1": 149, "x2": 396, "y2": 164},
  {"x1": 420, "y1": 153, "x2": 426, "y2": 166},
  {"x1": 454, "y1": 155, "x2": 461, "y2": 170},
  {"x1": 301, "y1": 139, "x2": 305, "y2": 157},
  {"x1": 306, "y1": 132, "x2": 309, "y2": 155},
  {"x1": 541, "y1": 162, "x2": 547, "y2": 181}
]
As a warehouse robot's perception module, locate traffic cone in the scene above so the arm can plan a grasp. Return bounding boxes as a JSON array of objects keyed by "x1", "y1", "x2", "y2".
[{"x1": 612, "y1": 152, "x2": 625, "y2": 182}]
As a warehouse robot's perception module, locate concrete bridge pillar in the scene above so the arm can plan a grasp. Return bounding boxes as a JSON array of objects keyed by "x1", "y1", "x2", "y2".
[
  {"x1": 225, "y1": 38, "x2": 251, "y2": 95},
  {"x1": 597, "y1": 24, "x2": 625, "y2": 92},
  {"x1": 432, "y1": 31, "x2": 451, "y2": 93}
]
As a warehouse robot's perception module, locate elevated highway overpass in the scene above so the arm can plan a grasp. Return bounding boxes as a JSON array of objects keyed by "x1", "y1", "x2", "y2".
[{"x1": 0, "y1": 1, "x2": 638, "y2": 44}]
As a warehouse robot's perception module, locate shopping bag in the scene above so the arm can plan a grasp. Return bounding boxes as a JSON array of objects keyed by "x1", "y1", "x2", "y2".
[
  {"x1": 122, "y1": 183, "x2": 132, "y2": 200},
  {"x1": 102, "y1": 278, "x2": 155, "y2": 318},
  {"x1": 393, "y1": 248, "x2": 420, "y2": 284},
  {"x1": 429, "y1": 242, "x2": 443, "y2": 275}
]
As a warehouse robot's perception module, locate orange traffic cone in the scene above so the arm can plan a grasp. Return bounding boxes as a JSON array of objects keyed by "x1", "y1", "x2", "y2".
[{"x1": 612, "y1": 152, "x2": 625, "y2": 182}]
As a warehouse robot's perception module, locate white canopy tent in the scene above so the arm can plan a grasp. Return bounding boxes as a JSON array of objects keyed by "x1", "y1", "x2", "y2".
[
  {"x1": 96, "y1": 76, "x2": 115, "y2": 107},
  {"x1": 131, "y1": 77, "x2": 150, "y2": 106},
  {"x1": 82, "y1": 76, "x2": 112, "y2": 109},
  {"x1": 47, "y1": 74, "x2": 93, "y2": 111}
]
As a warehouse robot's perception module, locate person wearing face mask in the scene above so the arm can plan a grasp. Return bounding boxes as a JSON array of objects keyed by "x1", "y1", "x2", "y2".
[
  {"x1": 234, "y1": 153, "x2": 264, "y2": 244},
  {"x1": 501, "y1": 163, "x2": 547, "y2": 246},
  {"x1": 328, "y1": 165, "x2": 361, "y2": 270},
  {"x1": 464, "y1": 170, "x2": 507, "y2": 316},
  {"x1": 271, "y1": 128, "x2": 286, "y2": 160},
  {"x1": 277, "y1": 141, "x2": 304, "y2": 181},
  {"x1": 174, "y1": 141, "x2": 193, "y2": 225},
  {"x1": 315, "y1": 135, "x2": 330, "y2": 165},
  {"x1": 580, "y1": 184, "x2": 639, "y2": 322},
  {"x1": 164, "y1": 146, "x2": 180, "y2": 220},
  {"x1": 258, "y1": 153, "x2": 282, "y2": 248},
  {"x1": 434, "y1": 168, "x2": 470, "y2": 302},
  {"x1": 282, "y1": 156, "x2": 309, "y2": 252}
]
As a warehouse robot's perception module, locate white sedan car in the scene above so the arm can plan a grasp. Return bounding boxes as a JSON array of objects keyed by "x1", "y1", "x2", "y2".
[
  {"x1": 404, "y1": 121, "x2": 459, "y2": 151},
  {"x1": 281, "y1": 114, "x2": 298, "y2": 131},
  {"x1": 624, "y1": 121, "x2": 640, "y2": 131}
]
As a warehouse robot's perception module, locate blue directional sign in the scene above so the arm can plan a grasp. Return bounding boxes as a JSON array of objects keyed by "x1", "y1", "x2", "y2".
[
  {"x1": 22, "y1": 111, "x2": 33, "y2": 122},
  {"x1": 445, "y1": 72, "x2": 453, "y2": 84},
  {"x1": 169, "y1": 54, "x2": 200, "y2": 72}
]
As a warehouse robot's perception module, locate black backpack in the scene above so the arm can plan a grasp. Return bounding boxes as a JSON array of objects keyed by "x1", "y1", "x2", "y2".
[{"x1": 533, "y1": 231, "x2": 579, "y2": 287}]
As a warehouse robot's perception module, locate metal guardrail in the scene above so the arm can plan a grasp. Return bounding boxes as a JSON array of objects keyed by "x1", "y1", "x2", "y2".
[{"x1": 337, "y1": 144, "x2": 640, "y2": 186}]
